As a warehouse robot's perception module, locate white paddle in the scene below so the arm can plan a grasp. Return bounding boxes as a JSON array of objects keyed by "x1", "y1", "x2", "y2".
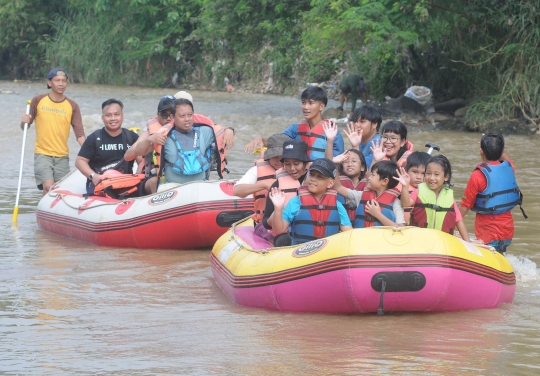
[{"x1": 13, "y1": 100, "x2": 32, "y2": 223}]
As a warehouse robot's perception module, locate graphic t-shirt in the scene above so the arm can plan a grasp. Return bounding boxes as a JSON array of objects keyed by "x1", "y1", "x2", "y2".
[
  {"x1": 78, "y1": 128, "x2": 138, "y2": 173},
  {"x1": 29, "y1": 94, "x2": 85, "y2": 156}
]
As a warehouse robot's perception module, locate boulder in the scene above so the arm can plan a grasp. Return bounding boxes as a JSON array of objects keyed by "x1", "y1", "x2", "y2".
[
  {"x1": 434, "y1": 99, "x2": 466, "y2": 114},
  {"x1": 454, "y1": 107, "x2": 467, "y2": 117}
]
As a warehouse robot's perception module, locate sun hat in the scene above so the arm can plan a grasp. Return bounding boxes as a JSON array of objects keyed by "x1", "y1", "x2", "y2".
[
  {"x1": 174, "y1": 91, "x2": 193, "y2": 102},
  {"x1": 309, "y1": 158, "x2": 337, "y2": 179},
  {"x1": 280, "y1": 140, "x2": 310, "y2": 162},
  {"x1": 47, "y1": 67, "x2": 68, "y2": 89},
  {"x1": 264, "y1": 134, "x2": 291, "y2": 160}
]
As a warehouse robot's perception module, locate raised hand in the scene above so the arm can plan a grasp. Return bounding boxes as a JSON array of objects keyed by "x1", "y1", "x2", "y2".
[
  {"x1": 244, "y1": 137, "x2": 264, "y2": 153},
  {"x1": 268, "y1": 187, "x2": 286, "y2": 209},
  {"x1": 332, "y1": 150, "x2": 350, "y2": 165},
  {"x1": 370, "y1": 137, "x2": 386, "y2": 162},
  {"x1": 393, "y1": 166, "x2": 410, "y2": 187},
  {"x1": 344, "y1": 122, "x2": 362, "y2": 148},
  {"x1": 223, "y1": 128, "x2": 235, "y2": 149},
  {"x1": 323, "y1": 121, "x2": 338, "y2": 141}
]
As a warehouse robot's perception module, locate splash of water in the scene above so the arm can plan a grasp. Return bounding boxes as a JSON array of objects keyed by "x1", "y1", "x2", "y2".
[{"x1": 507, "y1": 254, "x2": 539, "y2": 285}]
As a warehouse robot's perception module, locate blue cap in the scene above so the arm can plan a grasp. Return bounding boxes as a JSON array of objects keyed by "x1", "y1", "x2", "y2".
[{"x1": 47, "y1": 67, "x2": 68, "y2": 89}]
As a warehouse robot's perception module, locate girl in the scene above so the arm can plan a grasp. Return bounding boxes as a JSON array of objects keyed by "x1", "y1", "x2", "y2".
[
  {"x1": 370, "y1": 120, "x2": 414, "y2": 168},
  {"x1": 406, "y1": 155, "x2": 471, "y2": 241},
  {"x1": 337, "y1": 149, "x2": 367, "y2": 221}
]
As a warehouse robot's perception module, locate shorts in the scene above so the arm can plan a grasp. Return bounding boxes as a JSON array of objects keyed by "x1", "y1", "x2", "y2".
[
  {"x1": 34, "y1": 154, "x2": 70, "y2": 190},
  {"x1": 487, "y1": 239, "x2": 512, "y2": 254}
]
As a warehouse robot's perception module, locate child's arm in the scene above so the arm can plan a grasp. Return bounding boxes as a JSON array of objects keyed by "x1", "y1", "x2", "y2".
[
  {"x1": 244, "y1": 136, "x2": 268, "y2": 153},
  {"x1": 455, "y1": 220, "x2": 471, "y2": 242},
  {"x1": 268, "y1": 187, "x2": 290, "y2": 235},
  {"x1": 394, "y1": 167, "x2": 415, "y2": 207},
  {"x1": 337, "y1": 201, "x2": 353, "y2": 231},
  {"x1": 323, "y1": 121, "x2": 338, "y2": 160},
  {"x1": 459, "y1": 206, "x2": 470, "y2": 218},
  {"x1": 331, "y1": 152, "x2": 352, "y2": 198},
  {"x1": 343, "y1": 122, "x2": 363, "y2": 149},
  {"x1": 365, "y1": 200, "x2": 399, "y2": 227}
]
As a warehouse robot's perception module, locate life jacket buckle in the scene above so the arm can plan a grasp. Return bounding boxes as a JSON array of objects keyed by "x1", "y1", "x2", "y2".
[{"x1": 316, "y1": 221, "x2": 325, "y2": 226}]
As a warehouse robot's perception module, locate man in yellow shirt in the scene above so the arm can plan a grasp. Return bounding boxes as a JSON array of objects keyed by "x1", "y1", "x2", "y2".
[{"x1": 20, "y1": 68, "x2": 86, "y2": 195}]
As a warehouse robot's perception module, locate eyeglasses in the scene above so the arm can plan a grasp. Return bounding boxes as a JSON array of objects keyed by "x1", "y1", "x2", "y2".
[
  {"x1": 381, "y1": 135, "x2": 401, "y2": 144},
  {"x1": 342, "y1": 159, "x2": 360, "y2": 165}
]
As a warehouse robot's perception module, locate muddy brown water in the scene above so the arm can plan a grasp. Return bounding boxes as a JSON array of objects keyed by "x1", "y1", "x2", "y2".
[{"x1": 1, "y1": 81, "x2": 539, "y2": 374}]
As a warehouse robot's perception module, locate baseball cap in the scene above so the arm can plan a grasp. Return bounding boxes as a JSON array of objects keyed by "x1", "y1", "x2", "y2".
[
  {"x1": 309, "y1": 158, "x2": 337, "y2": 179},
  {"x1": 174, "y1": 91, "x2": 193, "y2": 102},
  {"x1": 157, "y1": 95, "x2": 175, "y2": 113},
  {"x1": 264, "y1": 134, "x2": 291, "y2": 160},
  {"x1": 47, "y1": 67, "x2": 68, "y2": 89},
  {"x1": 280, "y1": 140, "x2": 310, "y2": 162}
]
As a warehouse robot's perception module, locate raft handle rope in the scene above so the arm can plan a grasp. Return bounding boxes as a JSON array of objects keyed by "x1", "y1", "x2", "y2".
[{"x1": 377, "y1": 279, "x2": 387, "y2": 316}]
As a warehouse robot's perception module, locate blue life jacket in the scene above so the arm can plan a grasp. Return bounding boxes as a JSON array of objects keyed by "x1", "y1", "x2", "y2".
[
  {"x1": 167, "y1": 127, "x2": 212, "y2": 176},
  {"x1": 472, "y1": 161, "x2": 526, "y2": 217},
  {"x1": 290, "y1": 187, "x2": 341, "y2": 245},
  {"x1": 354, "y1": 189, "x2": 399, "y2": 228}
]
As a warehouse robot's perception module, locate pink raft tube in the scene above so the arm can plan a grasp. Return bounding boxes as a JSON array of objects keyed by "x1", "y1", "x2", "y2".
[{"x1": 210, "y1": 218, "x2": 515, "y2": 314}]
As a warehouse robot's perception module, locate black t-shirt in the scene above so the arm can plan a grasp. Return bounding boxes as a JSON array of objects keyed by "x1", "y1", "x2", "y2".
[
  {"x1": 78, "y1": 128, "x2": 139, "y2": 173},
  {"x1": 262, "y1": 173, "x2": 307, "y2": 229}
]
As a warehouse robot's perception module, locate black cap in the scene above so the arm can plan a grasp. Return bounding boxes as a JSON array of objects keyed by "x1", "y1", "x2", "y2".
[
  {"x1": 309, "y1": 158, "x2": 336, "y2": 178},
  {"x1": 157, "y1": 95, "x2": 175, "y2": 112},
  {"x1": 280, "y1": 140, "x2": 310, "y2": 162}
]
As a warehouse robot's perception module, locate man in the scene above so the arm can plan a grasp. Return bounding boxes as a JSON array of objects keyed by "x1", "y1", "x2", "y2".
[
  {"x1": 20, "y1": 67, "x2": 86, "y2": 195},
  {"x1": 337, "y1": 74, "x2": 367, "y2": 112},
  {"x1": 76, "y1": 99, "x2": 140, "y2": 195}
]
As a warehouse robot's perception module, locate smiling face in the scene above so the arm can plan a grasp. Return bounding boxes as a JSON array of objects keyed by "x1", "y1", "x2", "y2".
[
  {"x1": 101, "y1": 103, "x2": 124, "y2": 135},
  {"x1": 353, "y1": 118, "x2": 378, "y2": 142},
  {"x1": 407, "y1": 165, "x2": 426, "y2": 188},
  {"x1": 366, "y1": 169, "x2": 385, "y2": 191},
  {"x1": 173, "y1": 104, "x2": 194, "y2": 132},
  {"x1": 283, "y1": 158, "x2": 307, "y2": 180},
  {"x1": 267, "y1": 155, "x2": 283, "y2": 170},
  {"x1": 381, "y1": 131, "x2": 406, "y2": 159},
  {"x1": 305, "y1": 170, "x2": 334, "y2": 197},
  {"x1": 301, "y1": 99, "x2": 325, "y2": 123},
  {"x1": 341, "y1": 155, "x2": 365, "y2": 180},
  {"x1": 425, "y1": 162, "x2": 448, "y2": 195}
]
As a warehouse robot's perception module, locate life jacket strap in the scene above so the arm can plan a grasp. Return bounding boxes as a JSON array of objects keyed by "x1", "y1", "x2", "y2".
[
  {"x1": 416, "y1": 203, "x2": 454, "y2": 212},
  {"x1": 300, "y1": 204, "x2": 338, "y2": 210}
]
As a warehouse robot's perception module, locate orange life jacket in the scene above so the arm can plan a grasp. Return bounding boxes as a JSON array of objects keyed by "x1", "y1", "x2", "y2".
[
  {"x1": 297, "y1": 120, "x2": 329, "y2": 160},
  {"x1": 251, "y1": 154, "x2": 278, "y2": 223},
  {"x1": 147, "y1": 114, "x2": 229, "y2": 179},
  {"x1": 93, "y1": 174, "x2": 146, "y2": 199}
]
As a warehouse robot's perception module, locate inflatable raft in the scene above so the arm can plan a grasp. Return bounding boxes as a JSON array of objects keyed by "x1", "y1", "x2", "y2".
[
  {"x1": 211, "y1": 218, "x2": 516, "y2": 314},
  {"x1": 37, "y1": 170, "x2": 254, "y2": 249}
]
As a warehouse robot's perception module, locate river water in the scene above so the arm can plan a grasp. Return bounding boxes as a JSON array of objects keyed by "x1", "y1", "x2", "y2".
[{"x1": 1, "y1": 80, "x2": 539, "y2": 374}]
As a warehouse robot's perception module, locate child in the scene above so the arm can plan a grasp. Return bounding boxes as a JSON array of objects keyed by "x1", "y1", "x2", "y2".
[
  {"x1": 269, "y1": 158, "x2": 352, "y2": 246},
  {"x1": 459, "y1": 132, "x2": 526, "y2": 253},
  {"x1": 394, "y1": 151, "x2": 432, "y2": 222},
  {"x1": 333, "y1": 153, "x2": 406, "y2": 228},
  {"x1": 244, "y1": 86, "x2": 345, "y2": 160},
  {"x1": 337, "y1": 149, "x2": 367, "y2": 222},
  {"x1": 406, "y1": 155, "x2": 471, "y2": 241},
  {"x1": 370, "y1": 120, "x2": 414, "y2": 168},
  {"x1": 343, "y1": 105, "x2": 382, "y2": 167}
]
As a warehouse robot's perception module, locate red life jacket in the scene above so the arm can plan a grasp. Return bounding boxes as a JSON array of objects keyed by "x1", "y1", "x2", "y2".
[
  {"x1": 339, "y1": 175, "x2": 367, "y2": 222},
  {"x1": 251, "y1": 154, "x2": 278, "y2": 223},
  {"x1": 354, "y1": 189, "x2": 400, "y2": 228},
  {"x1": 290, "y1": 187, "x2": 341, "y2": 244},
  {"x1": 296, "y1": 120, "x2": 329, "y2": 160},
  {"x1": 93, "y1": 174, "x2": 146, "y2": 199}
]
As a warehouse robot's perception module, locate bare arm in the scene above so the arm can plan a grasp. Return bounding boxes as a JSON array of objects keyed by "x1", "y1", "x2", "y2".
[
  {"x1": 459, "y1": 206, "x2": 470, "y2": 218},
  {"x1": 323, "y1": 121, "x2": 338, "y2": 160},
  {"x1": 455, "y1": 220, "x2": 471, "y2": 242},
  {"x1": 77, "y1": 135, "x2": 86, "y2": 146},
  {"x1": 244, "y1": 136, "x2": 268, "y2": 153},
  {"x1": 268, "y1": 188, "x2": 290, "y2": 235},
  {"x1": 75, "y1": 156, "x2": 103, "y2": 186}
]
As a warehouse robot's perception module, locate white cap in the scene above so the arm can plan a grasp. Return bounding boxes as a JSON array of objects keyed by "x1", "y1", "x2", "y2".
[{"x1": 174, "y1": 91, "x2": 193, "y2": 102}]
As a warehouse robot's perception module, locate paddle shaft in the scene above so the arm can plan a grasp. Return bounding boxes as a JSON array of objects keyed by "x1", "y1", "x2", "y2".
[{"x1": 12, "y1": 100, "x2": 32, "y2": 223}]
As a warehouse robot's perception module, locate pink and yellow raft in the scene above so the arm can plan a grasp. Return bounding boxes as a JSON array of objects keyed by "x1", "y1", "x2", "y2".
[{"x1": 210, "y1": 218, "x2": 515, "y2": 314}]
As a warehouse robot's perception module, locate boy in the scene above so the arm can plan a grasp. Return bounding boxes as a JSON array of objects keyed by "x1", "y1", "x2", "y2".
[
  {"x1": 244, "y1": 86, "x2": 345, "y2": 160},
  {"x1": 269, "y1": 158, "x2": 352, "y2": 246},
  {"x1": 344, "y1": 105, "x2": 382, "y2": 168},
  {"x1": 459, "y1": 132, "x2": 526, "y2": 253},
  {"x1": 333, "y1": 154, "x2": 406, "y2": 227},
  {"x1": 394, "y1": 151, "x2": 432, "y2": 222}
]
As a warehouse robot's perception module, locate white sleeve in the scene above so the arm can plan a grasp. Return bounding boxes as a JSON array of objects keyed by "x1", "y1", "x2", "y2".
[
  {"x1": 393, "y1": 199, "x2": 406, "y2": 224},
  {"x1": 234, "y1": 166, "x2": 258, "y2": 186}
]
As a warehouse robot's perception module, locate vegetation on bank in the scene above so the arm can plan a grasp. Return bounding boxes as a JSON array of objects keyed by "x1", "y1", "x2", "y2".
[{"x1": 1, "y1": 0, "x2": 539, "y2": 131}]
